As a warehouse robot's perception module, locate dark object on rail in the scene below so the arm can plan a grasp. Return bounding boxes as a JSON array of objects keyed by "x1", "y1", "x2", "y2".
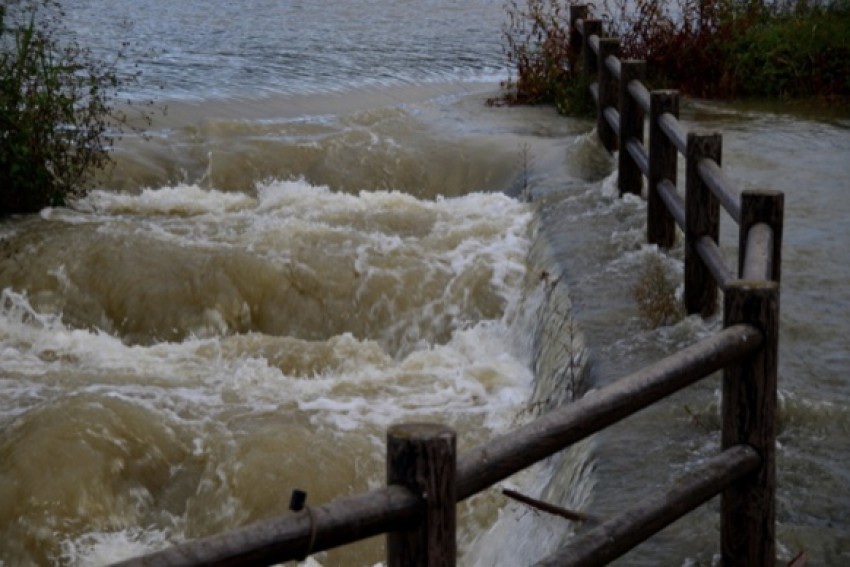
[
  {"x1": 502, "y1": 488, "x2": 597, "y2": 524},
  {"x1": 289, "y1": 489, "x2": 307, "y2": 512}
]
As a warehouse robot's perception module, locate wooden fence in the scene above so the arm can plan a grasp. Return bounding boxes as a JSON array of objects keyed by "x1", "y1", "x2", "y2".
[{"x1": 114, "y1": 6, "x2": 783, "y2": 566}]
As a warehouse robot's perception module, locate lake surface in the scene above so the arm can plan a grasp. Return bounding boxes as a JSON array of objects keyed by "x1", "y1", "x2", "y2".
[{"x1": 0, "y1": 1, "x2": 848, "y2": 565}]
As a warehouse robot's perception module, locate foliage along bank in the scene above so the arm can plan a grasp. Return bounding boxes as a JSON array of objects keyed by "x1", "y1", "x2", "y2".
[
  {"x1": 494, "y1": 0, "x2": 849, "y2": 112},
  {"x1": 0, "y1": 0, "x2": 149, "y2": 216}
]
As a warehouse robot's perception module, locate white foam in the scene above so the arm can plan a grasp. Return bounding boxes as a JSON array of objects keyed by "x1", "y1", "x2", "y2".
[
  {"x1": 294, "y1": 318, "x2": 534, "y2": 434},
  {"x1": 0, "y1": 179, "x2": 540, "y2": 564},
  {"x1": 71, "y1": 185, "x2": 257, "y2": 217},
  {"x1": 59, "y1": 527, "x2": 173, "y2": 567},
  {"x1": 1, "y1": 177, "x2": 537, "y2": 415}
]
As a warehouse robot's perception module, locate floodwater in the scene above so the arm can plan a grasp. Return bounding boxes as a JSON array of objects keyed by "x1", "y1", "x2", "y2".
[{"x1": 0, "y1": 1, "x2": 847, "y2": 565}]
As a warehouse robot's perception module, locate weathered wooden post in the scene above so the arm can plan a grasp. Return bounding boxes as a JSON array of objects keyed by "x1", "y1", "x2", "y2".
[
  {"x1": 648, "y1": 90, "x2": 680, "y2": 248},
  {"x1": 685, "y1": 132, "x2": 721, "y2": 316},
  {"x1": 568, "y1": 5, "x2": 588, "y2": 73},
  {"x1": 721, "y1": 281, "x2": 779, "y2": 566},
  {"x1": 387, "y1": 423, "x2": 457, "y2": 567},
  {"x1": 581, "y1": 19, "x2": 602, "y2": 78},
  {"x1": 597, "y1": 38, "x2": 620, "y2": 153},
  {"x1": 618, "y1": 60, "x2": 646, "y2": 196},
  {"x1": 738, "y1": 190, "x2": 784, "y2": 282}
]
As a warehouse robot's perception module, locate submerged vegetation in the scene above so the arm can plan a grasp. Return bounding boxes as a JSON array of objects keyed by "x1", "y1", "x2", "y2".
[
  {"x1": 494, "y1": 0, "x2": 850, "y2": 111},
  {"x1": 632, "y1": 254, "x2": 685, "y2": 328},
  {"x1": 0, "y1": 0, "x2": 150, "y2": 216}
]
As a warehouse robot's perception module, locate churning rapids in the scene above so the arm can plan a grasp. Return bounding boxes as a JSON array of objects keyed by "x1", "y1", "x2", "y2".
[{"x1": 0, "y1": 1, "x2": 848, "y2": 565}]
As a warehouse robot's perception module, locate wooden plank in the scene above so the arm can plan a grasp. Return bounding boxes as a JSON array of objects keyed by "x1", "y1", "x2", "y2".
[
  {"x1": 536, "y1": 445, "x2": 761, "y2": 566},
  {"x1": 387, "y1": 423, "x2": 457, "y2": 567}
]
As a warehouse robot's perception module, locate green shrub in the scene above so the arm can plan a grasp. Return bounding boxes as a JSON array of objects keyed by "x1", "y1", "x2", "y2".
[
  {"x1": 721, "y1": 2, "x2": 850, "y2": 98},
  {"x1": 0, "y1": 0, "x2": 148, "y2": 215}
]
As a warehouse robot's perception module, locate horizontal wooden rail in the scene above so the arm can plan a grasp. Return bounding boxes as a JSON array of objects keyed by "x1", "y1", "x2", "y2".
[
  {"x1": 605, "y1": 55, "x2": 621, "y2": 80},
  {"x1": 536, "y1": 445, "x2": 761, "y2": 566},
  {"x1": 696, "y1": 235, "x2": 734, "y2": 289},
  {"x1": 455, "y1": 324, "x2": 762, "y2": 500},
  {"x1": 742, "y1": 223, "x2": 774, "y2": 281},
  {"x1": 626, "y1": 139, "x2": 649, "y2": 177},
  {"x1": 659, "y1": 112, "x2": 688, "y2": 155},
  {"x1": 604, "y1": 106, "x2": 620, "y2": 133},
  {"x1": 576, "y1": 17, "x2": 586, "y2": 34},
  {"x1": 657, "y1": 178, "x2": 685, "y2": 229},
  {"x1": 699, "y1": 158, "x2": 742, "y2": 222},
  {"x1": 114, "y1": 485, "x2": 420, "y2": 567},
  {"x1": 589, "y1": 34, "x2": 600, "y2": 55},
  {"x1": 629, "y1": 80, "x2": 651, "y2": 113}
]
